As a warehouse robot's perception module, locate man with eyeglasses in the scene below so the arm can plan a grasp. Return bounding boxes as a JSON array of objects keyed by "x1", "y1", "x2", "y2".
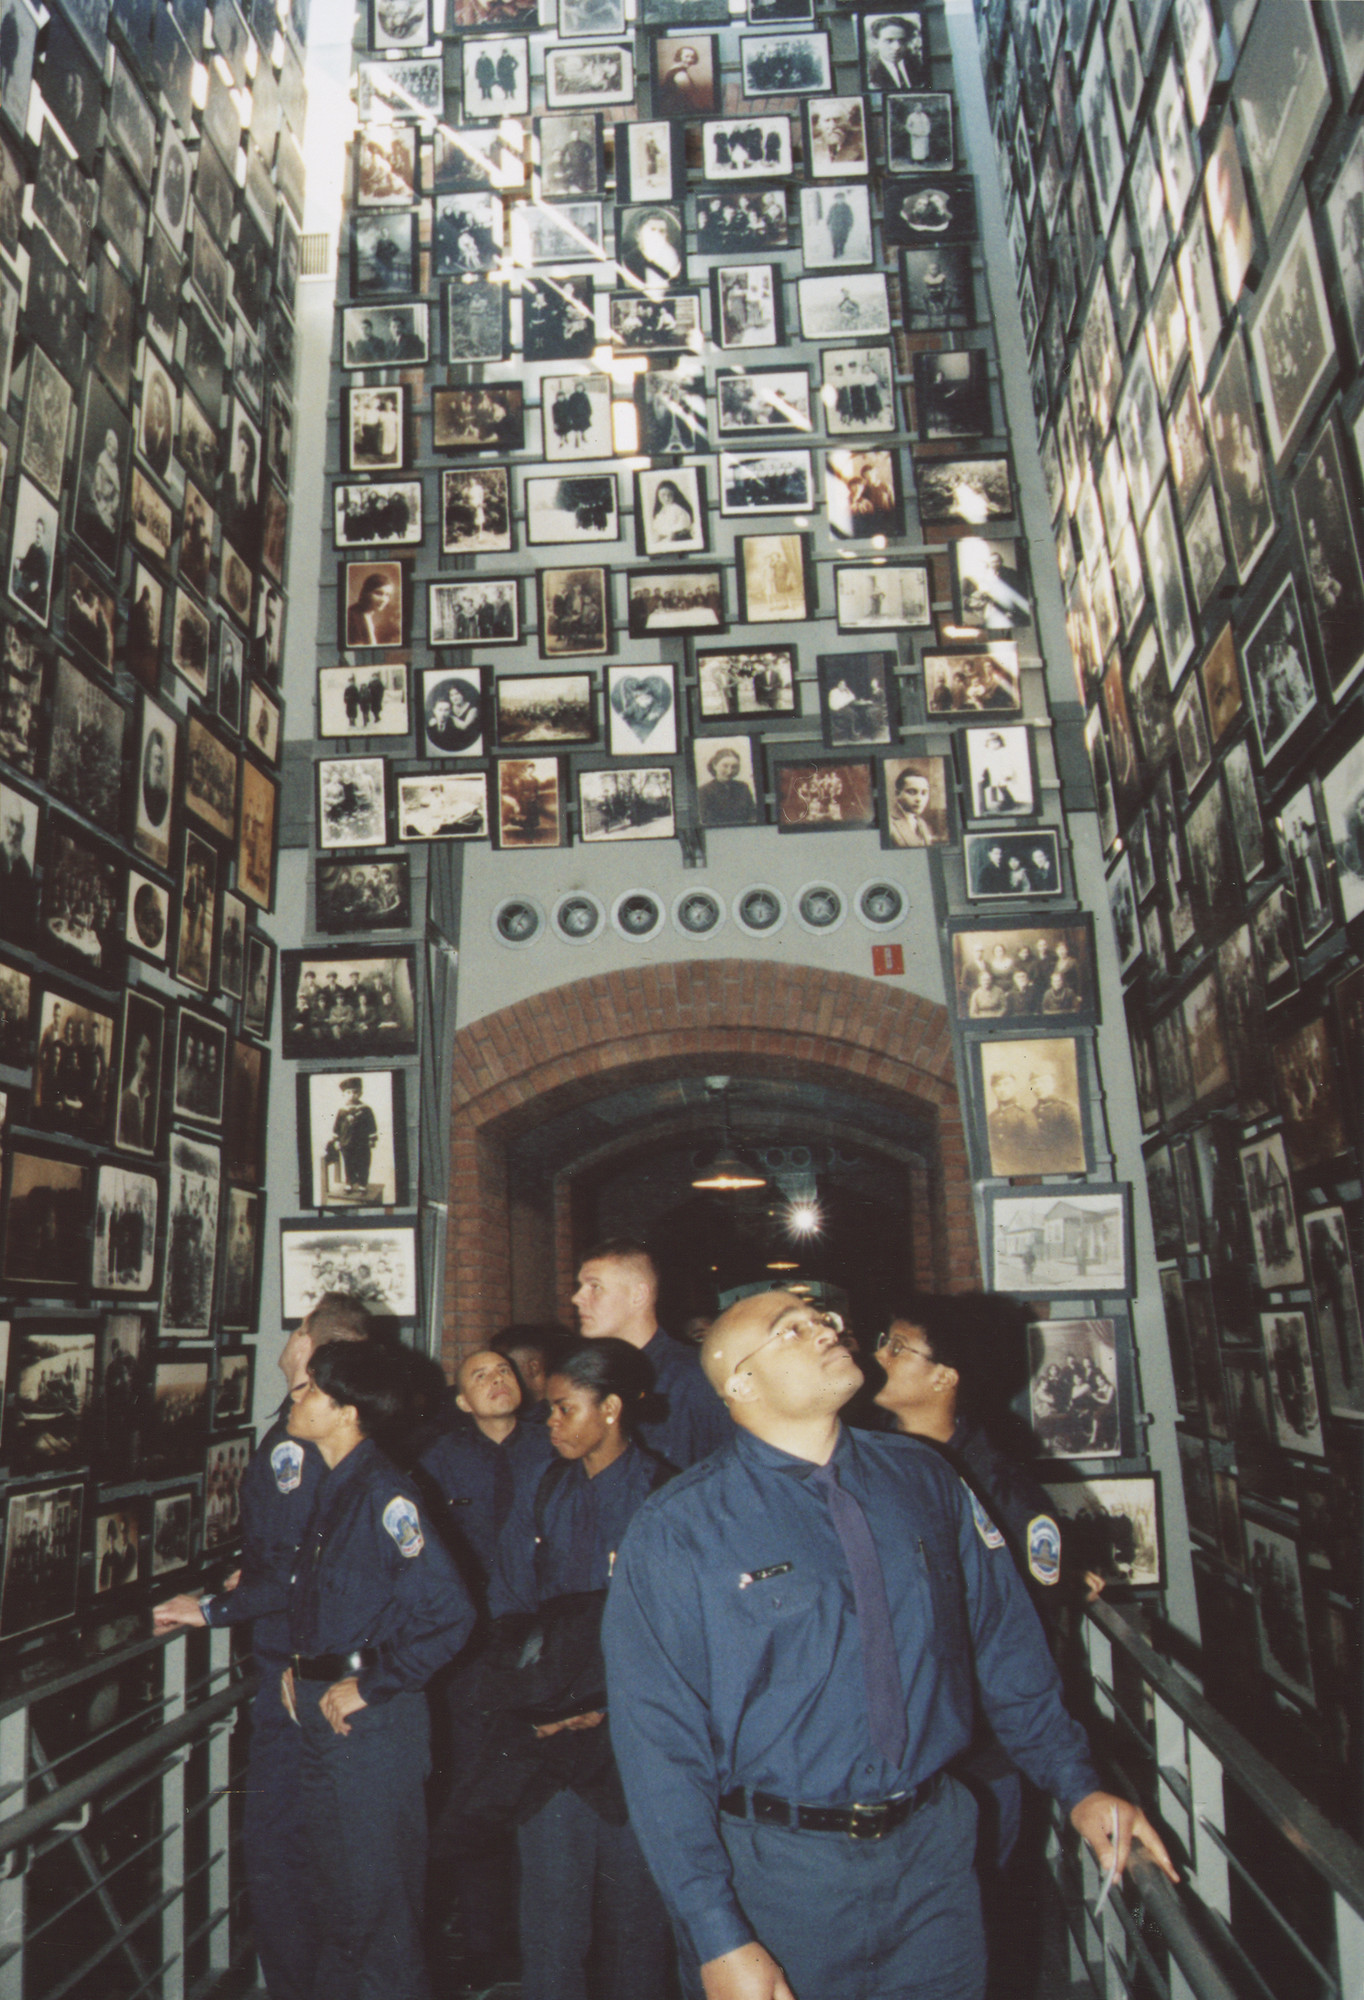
[{"x1": 603, "y1": 1288, "x2": 1174, "y2": 2000}]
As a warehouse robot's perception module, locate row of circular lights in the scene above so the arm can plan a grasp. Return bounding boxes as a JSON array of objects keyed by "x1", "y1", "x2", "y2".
[{"x1": 492, "y1": 879, "x2": 911, "y2": 948}]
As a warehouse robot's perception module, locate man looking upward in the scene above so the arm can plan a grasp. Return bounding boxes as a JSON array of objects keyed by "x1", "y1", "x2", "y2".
[
  {"x1": 603, "y1": 1289, "x2": 1174, "y2": 2000},
  {"x1": 572, "y1": 1238, "x2": 730, "y2": 1467}
]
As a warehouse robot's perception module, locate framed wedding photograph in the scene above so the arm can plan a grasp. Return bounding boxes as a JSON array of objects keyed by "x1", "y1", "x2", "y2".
[
  {"x1": 395, "y1": 772, "x2": 490, "y2": 841},
  {"x1": 626, "y1": 566, "x2": 725, "y2": 637},
  {"x1": 280, "y1": 1216, "x2": 420, "y2": 1323},
  {"x1": 880, "y1": 754, "x2": 954, "y2": 849},
  {"x1": 537, "y1": 567, "x2": 611, "y2": 657},
  {"x1": 775, "y1": 756, "x2": 875, "y2": 831},
  {"x1": 496, "y1": 757, "x2": 566, "y2": 849},
  {"x1": 696, "y1": 646, "x2": 797, "y2": 720},
  {"x1": 497, "y1": 672, "x2": 596, "y2": 747},
  {"x1": 298, "y1": 1068, "x2": 409, "y2": 1210},
  {"x1": 429, "y1": 577, "x2": 520, "y2": 645},
  {"x1": 736, "y1": 533, "x2": 810, "y2": 624},
  {"x1": 578, "y1": 766, "x2": 676, "y2": 842}
]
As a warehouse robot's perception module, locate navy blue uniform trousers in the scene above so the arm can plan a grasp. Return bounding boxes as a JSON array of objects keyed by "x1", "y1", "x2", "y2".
[
  {"x1": 680, "y1": 1776, "x2": 986, "y2": 2000},
  {"x1": 297, "y1": 1680, "x2": 432, "y2": 2000},
  {"x1": 244, "y1": 1663, "x2": 315, "y2": 2000},
  {"x1": 517, "y1": 1786, "x2": 672, "y2": 2000}
]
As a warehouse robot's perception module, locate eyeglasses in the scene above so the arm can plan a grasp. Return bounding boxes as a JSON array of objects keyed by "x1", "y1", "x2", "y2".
[
  {"x1": 874, "y1": 1331, "x2": 935, "y2": 1363},
  {"x1": 740, "y1": 1309, "x2": 845, "y2": 1367}
]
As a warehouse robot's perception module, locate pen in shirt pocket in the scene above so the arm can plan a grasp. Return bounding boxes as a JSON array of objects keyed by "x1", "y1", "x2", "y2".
[{"x1": 739, "y1": 1562, "x2": 793, "y2": 1589}]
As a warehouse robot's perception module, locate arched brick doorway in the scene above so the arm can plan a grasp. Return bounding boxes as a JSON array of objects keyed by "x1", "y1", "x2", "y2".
[{"x1": 442, "y1": 960, "x2": 978, "y2": 1370}]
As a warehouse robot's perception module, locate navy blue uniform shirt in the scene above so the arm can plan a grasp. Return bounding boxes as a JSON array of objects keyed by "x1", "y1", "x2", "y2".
[
  {"x1": 420, "y1": 1417, "x2": 555, "y2": 1582},
  {"x1": 602, "y1": 1423, "x2": 1100, "y2": 1967},
  {"x1": 946, "y1": 1417, "x2": 1063, "y2": 1604},
  {"x1": 488, "y1": 1444, "x2": 667, "y2": 1616},
  {"x1": 201, "y1": 1405, "x2": 324, "y2": 1662},
  {"x1": 288, "y1": 1437, "x2": 476, "y2": 1704},
  {"x1": 637, "y1": 1330, "x2": 730, "y2": 1469}
]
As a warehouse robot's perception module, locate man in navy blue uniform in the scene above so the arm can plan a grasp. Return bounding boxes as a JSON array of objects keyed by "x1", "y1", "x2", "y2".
[
  {"x1": 153, "y1": 1295, "x2": 374, "y2": 2000},
  {"x1": 284, "y1": 1338, "x2": 476, "y2": 2000},
  {"x1": 572, "y1": 1239, "x2": 730, "y2": 1468},
  {"x1": 603, "y1": 1289, "x2": 1175, "y2": 2000}
]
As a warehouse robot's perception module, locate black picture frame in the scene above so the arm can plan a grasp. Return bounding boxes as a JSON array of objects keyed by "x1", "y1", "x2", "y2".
[
  {"x1": 2, "y1": 1145, "x2": 93, "y2": 1293},
  {"x1": 736, "y1": 532, "x2": 811, "y2": 623},
  {"x1": 985, "y1": 1184, "x2": 1132, "y2": 1295},
  {"x1": 964, "y1": 828, "x2": 1064, "y2": 901},
  {"x1": 817, "y1": 651, "x2": 896, "y2": 748},
  {"x1": 627, "y1": 566, "x2": 726, "y2": 638},
  {"x1": 1045, "y1": 1474, "x2": 1163, "y2": 1590},
  {"x1": 536, "y1": 567, "x2": 612, "y2": 658},
  {"x1": 297, "y1": 1068, "x2": 410, "y2": 1209},
  {"x1": 774, "y1": 755, "x2": 876, "y2": 831},
  {"x1": 280, "y1": 945, "x2": 420, "y2": 1062},
  {"x1": 0, "y1": 1479, "x2": 84, "y2": 1636},
  {"x1": 948, "y1": 915, "x2": 1097, "y2": 1026},
  {"x1": 280, "y1": 1214, "x2": 421, "y2": 1323},
  {"x1": 972, "y1": 1034, "x2": 1093, "y2": 1179}
]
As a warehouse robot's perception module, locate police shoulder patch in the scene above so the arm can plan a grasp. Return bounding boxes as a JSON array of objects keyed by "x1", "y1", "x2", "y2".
[
  {"x1": 271, "y1": 1441, "x2": 305, "y2": 1494},
  {"x1": 965, "y1": 1484, "x2": 1005, "y2": 1549},
  {"x1": 383, "y1": 1495, "x2": 424, "y2": 1557},
  {"x1": 1027, "y1": 1513, "x2": 1062, "y2": 1587}
]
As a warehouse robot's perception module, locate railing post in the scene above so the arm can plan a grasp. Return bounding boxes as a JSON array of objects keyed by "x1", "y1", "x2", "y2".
[
  {"x1": 1188, "y1": 1735, "x2": 1230, "y2": 1921},
  {"x1": 161, "y1": 1638, "x2": 187, "y2": 2000},
  {"x1": 0, "y1": 1708, "x2": 25, "y2": 2000},
  {"x1": 207, "y1": 1627, "x2": 233, "y2": 1977}
]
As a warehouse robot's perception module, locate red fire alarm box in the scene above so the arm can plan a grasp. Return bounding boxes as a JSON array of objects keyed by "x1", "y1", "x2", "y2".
[{"x1": 872, "y1": 944, "x2": 904, "y2": 976}]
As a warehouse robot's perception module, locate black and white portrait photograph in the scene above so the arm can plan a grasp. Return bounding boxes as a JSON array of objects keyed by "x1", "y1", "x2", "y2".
[
  {"x1": 91, "y1": 1163, "x2": 157, "y2": 1295},
  {"x1": 887, "y1": 91, "x2": 952, "y2": 173},
  {"x1": 300, "y1": 1069, "x2": 407, "y2": 1210},
  {"x1": 1243, "y1": 1513, "x2": 1315, "y2": 1704},
  {"x1": 345, "y1": 386, "x2": 406, "y2": 475},
  {"x1": 441, "y1": 467, "x2": 512, "y2": 554},
  {"x1": 835, "y1": 563, "x2": 930, "y2": 632},
  {"x1": 924, "y1": 642, "x2": 1021, "y2": 715},
  {"x1": 1143, "y1": 484, "x2": 1194, "y2": 683},
  {"x1": 418, "y1": 668, "x2": 485, "y2": 757},
  {"x1": 497, "y1": 758, "x2": 565, "y2": 849},
  {"x1": 700, "y1": 115, "x2": 793, "y2": 181},
  {"x1": 775, "y1": 757, "x2": 875, "y2": 831},
  {"x1": 796, "y1": 271, "x2": 891, "y2": 341},
  {"x1": 1247, "y1": 200, "x2": 1336, "y2": 471},
  {"x1": 1205, "y1": 332, "x2": 1276, "y2": 586},
  {"x1": 280, "y1": 1217, "x2": 420, "y2": 1323},
  {"x1": 1243, "y1": 574, "x2": 1318, "y2": 770},
  {"x1": 1326, "y1": 127, "x2": 1364, "y2": 369},
  {"x1": 1232, "y1": 0, "x2": 1329, "y2": 243},
  {"x1": 342, "y1": 561, "x2": 406, "y2": 650},
  {"x1": 819, "y1": 348, "x2": 895, "y2": 439},
  {"x1": 713, "y1": 267, "x2": 782, "y2": 353},
  {"x1": 538, "y1": 374, "x2": 612, "y2": 465},
  {"x1": 352, "y1": 211, "x2": 416, "y2": 297},
  {"x1": 128, "y1": 558, "x2": 166, "y2": 688},
  {"x1": 736, "y1": 533, "x2": 808, "y2": 624},
  {"x1": 537, "y1": 113, "x2": 604, "y2": 199},
  {"x1": 160, "y1": 1133, "x2": 221, "y2": 1339},
  {"x1": 607, "y1": 291, "x2": 702, "y2": 353},
  {"x1": 1029, "y1": 1318, "x2": 1121, "y2": 1458},
  {"x1": 720, "y1": 449, "x2": 814, "y2": 518},
  {"x1": 951, "y1": 917, "x2": 1094, "y2": 1023},
  {"x1": 432, "y1": 384, "x2": 523, "y2": 455},
  {"x1": 243, "y1": 935, "x2": 275, "y2": 1042},
  {"x1": 172, "y1": 589, "x2": 211, "y2": 697},
  {"x1": 825, "y1": 447, "x2": 903, "y2": 540},
  {"x1": 113, "y1": 990, "x2": 164, "y2": 1158},
  {"x1": 31, "y1": 986, "x2": 115, "y2": 1142},
  {"x1": 1, "y1": 1145, "x2": 90, "y2": 1290},
  {"x1": 962, "y1": 723, "x2": 1035, "y2": 823},
  {"x1": 607, "y1": 665, "x2": 677, "y2": 755},
  {"x1": 184, "y1": 714, "x2": 238, "y2": 844},
  {"x1": 282, "y1": 947, "x2": 419, "y2": 1063},
  {"x1": 636, "y1": 468, "x2": 707, "y2": 557},
  {"x1": 150, "y1": 1490, "x2": 195, "y2": 1575},
  {"x1": 881, "y1": 176, "x2": 977, "y2": 247},
  {"x1": 355, "y1": 123, "x2": 417, "y2": 209},
  {"x1": 0, "y1": 953, "x2": 32, "y2": 1069},
  {"x1": 901, "y1": 244, "x2": 972, "y2": 327},
  {"x1": 395, "y1": 772, "x2": 490, "y2": 840},
  {"x1": 1292, "y1": 417, "x2": 1364, "y2": 702},
  {"x1": 617, "y1": 118, "x2": 681, "y2": 202},
  {"x1": 316, "y1": 855, "x2": 412, "y2": 934},
  {"x1": 1320, "y1": 734, "x2": 1364, "y2": 928},
  {"x1": 497, "y1": 672, "x2": 595, "y2": 748},
  {"x1": 317, "y1": 756, "x2": 388, "y2": 851},
  {"x1": 525, "y1": 473, "x2": 619, "y2": 547},
  {"x1": 579, "y1": 766, "x2": 676, "y2": 842},
  {"x1": 520, "y1": 274, "x2": 595, "y2": 364},
  {"x1": 0, "y1": 1482, "x2": 83, "y2": 1635},
  {"x1": 428, "y1": 580, "x2": 518, "y2": 653},
  {"x1": 806, "y1": 96, "x2": 868, "y2": 179},
  {"x1": 371, "y1": 0, "x2": 430, "y2": 49},
  {"x1": 463, "y1": 37, "x2": 530, "y2": 117},
  {"x1": 433, "y1": 192, "x2": 505, "y2": 277},
  {"x1": 696, "y1": 646, "x2": 797, "y2": 718},
  {"x1": 222, "y1": 1190, "x2": 261, "y2": 1330},
  {"x1": 342, "y1": 301, "x2": 430, "y2": 369},
  {"x1": 203, "y1": 1436, "x2": 250, "y2": 1550},
  {"x1": 976, "y1": 1035, "x2": 1088, "y2": 1178},
  {"x1": 41, "y1": 817, "x2": 123, "y2": 985},
  {"x1": 693, "y1": 736, "x2": 760, "y2": 829},
  {"x1": 333, "y1": 479, "x2": 423, "y2": 551},
  {"x1": 1239, "y1": 1131, "x2": 1306, "y2": 1288},
  {"x1": 175, "y1": 828, "x2": 217, "y2": 996},
  {"x1": 46, "y1": 657, "x2": 124, "y2": 837},
  {"x1": 634, "y1": 360, "x2": 707, "y2": 455},
  {"x1": 21, "y1": 345, "x2": 71, "y2": 505},
  {"x1": 544, "y1": 43, "x2": 634, "y2": 107},
  {"x1": 881, "y1": 756, "x2": 952, "y2": 849},
  {"x1": 652, "y1": 36, "x2": 716, "y2": 115},
  {"x1": 861, "y1": 10, "x2": 929, "y2": 91},
  {"x1": 356, "y1": 54, "x2": 444, "y2": 121},
  {"x1": 0, "y1": 621, "x2": 44, "y2": 780},
  {"x1": 817, "y1": 651, "x2": 894, "y2": 747},
  {"x1": 740, "y1": 29, "x2": 830, "y2": 95},
  {"x1": 445, "y1": 278, "x2": 508, "y2": 364},
  {"x1": 696, "y1": 191, "x2": 789, "y2": 255},
  {"x1": 93, "y1": 1503, "x2": 141, "y2": 1594},
  {"x1": 915, "y1": 454, "x2": 1012, "y2": 527},
  {"x1": 799, "y1": 184, "x2": 873, "y2": 269},
  {"x1": 538, "y1": 567, "x2": 610, "y2": 657},
  {"x1": 965, "y1": 828, "x2": 1062, "y2": 901},
  {"x1": 318, "y1": 663, "x2": 409, "y2": 740},
  {"x1": 125, "y1": 868, "x2": 170, "y2": 967},
  {"x1": 172, "y1": 1009, "x2": 227, "y2": 1129},
  {"x1": 912, "y1": 348, "x2": 990, "y2": 439},
  {"x1": 1045, "y1": 1476, "x2": 1161, "y2": 1589},
  {"x1": 8, "y1": 476, "x2": 57, "y2": 627}
]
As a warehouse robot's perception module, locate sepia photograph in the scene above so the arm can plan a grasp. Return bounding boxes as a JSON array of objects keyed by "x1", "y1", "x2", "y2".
[
  {"x1": 91, "y1": 1163, "x2": 158, "y2": 1295},
  {"x1": 93, "y1": 1502, "x2": 141, "y2": 1594},
  {"x1": 694, "y1": 737, "x2": 761, "y2": 829},
  {"x1": 41, "y1": 817, "x2": 123, "y2": 986},
  {"x1": 818, "y1": 651, "x2": 895, "y2": 747},
  {"x1": 616, "y1": 117, "x2": 681, "y2": 202},
  {"x1": 775, "y1": 757, "x2": 875, "y2": 831},
  {"x1": 344, "y1": 386, "x2": 407, "y2": 476},
  {"x1": 1290, "y1": 417, "x2": 1364, "y2": 701},
  {"x1": 538, "y1": 566, "x2": 610, "y2": 657},
  {"x1": 0, "y1": 1482, "x2": 83, "y2": 1635},
  {"x1": 238, "y1": 760, "x2": 278, "y2": 913},
  {"x1": 113, "y1": 990, "x2": 164, "y2": 1160},
  {"x1": 2, "y1": 1146, "x2": 91, "y2": 1291},
  {"x1": 396, "y1": 773, "x2": 490, "y2": 840},
  {"x1": 976, "y1": 1036, "x2": 1089, "y2": 1178},
  {"x1": 806, "y1": 95, "x2": 869, "y2": 179},
  {"x1": 697, "y1": 646, "x2": 797, "y2": 719},
  {"x1": 497, "y1": 670, "x2": 596, "y2": 747},
  {"x1": 497, "y1": 757, "x2": 565, "y2": 849},
  {"x1": 150, "y1": 1490, "x2": 195, "y2": 1575},
  {"x1": 627, "y1": 566, "x2": 725, "y2": 637},
  {"x1": 342, "y1": 561, "x2": 407, "y2": 650},
  {"x1": 8, "y1": 476, "x2": 58, "y2": 628},
  {"x1": 46, "y1": 657, "x2": 124, "y2": 836},
  {"x1": 317, "y1": 756, "x2": 387, "y2": 852},
  {"x1": 316, "y1": 855, "x2": 412, "y2": 935},
  {"x1": 1028, "y1": 1317, "x2": 1122, "y2": 1458},
  {"x1": 1045, "y1": 1476, "x2": 1161, "y2": 1589},
  {"x1": 342, "y1": 301, "x2": 430, "y2": 369},
  {"x1": 203, "y1": 1436, "x2": 250, "y2": 1550},
  {"x1": 579, "y1": 767, "x2": 676, "y2": 842},
  {"x1": 881, "y1": 756, "x2": 953, "y2": 849},
  {"x1": 161, "y1": 1133, "x2": 220, "y2": 1339},
  {"x1": 299, "y1": 1069, "x2": 407, "y2": 1210},
  {"x1": 418, "y1": 669, "x2": 485, "y2": 758},
  {"x1": 31, "y1": 987, "x2": 115, "y2": 1143},
  {"x1": 280, "y1": 1217, "x2": 420, "y2": 1322},
  {"x1": 987, "y1": 1184, "x2": 1129, "y2": 1294},
  {"x1": 222, "y1": 1189, "x2": 262, "y2": 1331},
  {"x1": 441, "y1": 467, "x2": 513, "y2": 554},
  {"x1": 736, "y1": 533, "x2": 809, "y2": 624},
  {"x1": 1242, "y1": 574, "x2": 1318, "y2": 770},
  {"x1": 924, "y1": 643, "x2": 1021, "y2": 716}
]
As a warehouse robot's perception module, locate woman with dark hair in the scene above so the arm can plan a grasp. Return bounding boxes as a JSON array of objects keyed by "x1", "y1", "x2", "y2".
[
  {"x1": 284, "y1": 1339, "x2": 475, "y2": 2000},
  {"x1": 487, "y1": 1337, "x2": 676, "y2": 2000}
]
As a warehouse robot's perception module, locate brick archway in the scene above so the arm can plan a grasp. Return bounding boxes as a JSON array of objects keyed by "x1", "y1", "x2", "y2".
[{"x1": 442, "y1": 960, "x2": 978, "y2": 1369}]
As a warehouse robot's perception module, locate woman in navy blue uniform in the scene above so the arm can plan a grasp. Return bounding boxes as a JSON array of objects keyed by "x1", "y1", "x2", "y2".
[
  {"x1": 487, "y1": 1338, "x2": 676, "y2": 2000},
  {"x1": 284, "y1": 1339, "x2": 476, "y2": 2000}
]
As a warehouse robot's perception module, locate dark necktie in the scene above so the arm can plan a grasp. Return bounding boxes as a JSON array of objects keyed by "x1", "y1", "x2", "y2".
[
  {"x1": 491, "y1": 1440, "x2": 515, "y2": 1536},
  {"x1": 808, "y1": 1460, "x2": 907, "y2": 1766}
]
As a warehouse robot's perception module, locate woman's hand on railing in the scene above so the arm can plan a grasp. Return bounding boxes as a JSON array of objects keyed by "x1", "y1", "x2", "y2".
[
  {"x1": 1070, "y1": 1790, "x2": 1179, "y2": 1885},
  {"x1": 152, "y1": 1594, "x2": 208, "y2": 1630}
]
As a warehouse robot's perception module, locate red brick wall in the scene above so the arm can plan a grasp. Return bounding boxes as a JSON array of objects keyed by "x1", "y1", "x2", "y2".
[{"x1": 442, "y1": 960, "x2": 979, "y2": 1373}]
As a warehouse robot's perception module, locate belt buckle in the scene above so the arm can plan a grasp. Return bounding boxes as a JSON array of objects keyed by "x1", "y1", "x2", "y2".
[{"x1": 848, "y1": 1802, "x2": 886, "y2": 1841}]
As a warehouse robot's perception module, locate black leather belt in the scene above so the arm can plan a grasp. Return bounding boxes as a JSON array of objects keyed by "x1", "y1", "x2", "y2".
[
  {"x1": 291, "y1": 1649, "x2": 378, "y2": 1681},
  {"x1": 719, "y1": 1771, "x2": 942, "y2": 1839}
]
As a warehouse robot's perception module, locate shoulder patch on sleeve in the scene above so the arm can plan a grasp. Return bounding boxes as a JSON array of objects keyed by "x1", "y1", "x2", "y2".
[
  {"x1": 965, "y1": 1483, "x2": 1005, "y2": 1549},
  {"x1": 1027, "y1": 1513, "x2": 1062, "y2": 1586},
  {"x1": 383, "y1": 1495, "x2": 425, "y2": 1557},
  {"x1": 271, "y1": 1441, "x2": 305, "y2": 1493}
]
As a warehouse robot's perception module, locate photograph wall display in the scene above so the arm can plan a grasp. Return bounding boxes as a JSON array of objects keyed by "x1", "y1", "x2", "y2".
[
  {"x1": 578, "y1": 766, "x2": 676, "y2": 842},
  {"x1": 280, "y1": 1217, "x2": 420, "y2": 1322},
  {"x1": 1044, "y1": 1475, "x2": 1162, "y2": 1588},
  {"x1": 0, "y1": 1482, "x2": 83, "y2": 1635},
  {"x1": 497, "y1": 757, "x2": 566, "y2": 849},
  {"x1": 395, "y1": 772, "x2": 490, "y2": 840},
  {"x1": 975, "y1": 1035, "x2": 1090, "y2": 1179},
  {"x1": 1246, "y1": 200, "x2": 1336, "y2": 471},
  {"x1": 1028, "y1": 1317, "x2": 1123, "y2": 1458},
  {"x1": 950, "y1": 917, "x2": 1096, "y2": 1025},
  {"x1": 881, "y1": 755, "x2": 954, "y2": 849},
  {"x1": 693, "y1": 737, "x2": 761, "y2": 829},
  {"x1": 298, "y1": 1070, "x2": 408, "y2": 1210},
  {"x1": 775, "y1": 757, "x2": 875, "y2": 831},
  {"x1": 696, "y1": 646, "x2": 797, "y2": 720}
]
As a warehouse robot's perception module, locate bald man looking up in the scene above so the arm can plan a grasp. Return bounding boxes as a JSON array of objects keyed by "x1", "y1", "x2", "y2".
[
  {"x1": 603, "y1": 1288, "x2": 1175, "y2": 2000},
  {"x1": 572, "y1": 1237, "x2": 730, "y2": 1467},
  {"x1": 421, "y1": 1348, "x2": 554, "y2": 1583}
]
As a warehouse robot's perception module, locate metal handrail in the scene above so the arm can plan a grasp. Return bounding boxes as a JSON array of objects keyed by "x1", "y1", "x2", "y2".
[
  {"x1": 1087, "y1": 1598, "x2": 1364, "y2": 1921},
  {"x1": 1129, "y1": 1853, "x2": 1242, "y2": 2000},
  {"x1": 0, "y1": 1671, "x2": 255, "y2": 1861}
]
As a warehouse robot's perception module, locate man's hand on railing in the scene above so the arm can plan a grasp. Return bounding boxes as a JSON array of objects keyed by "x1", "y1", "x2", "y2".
[
  {"x1": 1070, "y1": 1790, "x2": 1179, "y2": 1885},
  {"x1": 152, "y1": 1594, "x2": 208, "y2": 1630}
]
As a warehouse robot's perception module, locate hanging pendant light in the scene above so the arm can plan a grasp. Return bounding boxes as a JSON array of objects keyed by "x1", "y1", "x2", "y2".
[{"x1": 691, "y1": 1090, "x2": 769, "y2": 1192}]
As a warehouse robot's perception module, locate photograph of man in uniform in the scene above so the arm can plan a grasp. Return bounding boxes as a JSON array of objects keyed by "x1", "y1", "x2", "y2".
[{"x1": 323, "y1": 1076, "x2": 381, "y2": 1202}]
